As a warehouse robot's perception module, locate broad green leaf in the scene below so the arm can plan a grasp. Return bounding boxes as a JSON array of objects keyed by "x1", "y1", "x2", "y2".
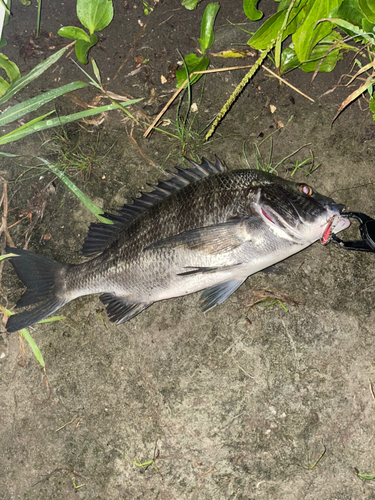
[
  {"x1": 300, "y1": 45, "x2": 343, "y2": 72},
  {"x1": 247, "y1": 6, "x2": 303, "y2": 49},
  {"x1": 329, "y1": 0, "x2": 363, "y2": 27},
  {"x1": 75, "y1": 34, "x2": 98, "y2": 64},
  {"x1": 280, "y1": 35, "x2": 349, "y2": 74},
  {"x1": 0, "y1": 37, "x2": 7, "y2": 48},
  {"x1": 0, "y1": 75, "x2": 9, "y2": 95},
  {"x1": 0, "y1": 81, "x2": 88, "y2": 127},
  {"x1": 0, "y1": 99, "x2": 142, "y2": 145},
  {"x1": 362, "y1": 18, "x2": 375, "y2": 34},
  {"x1": 359, "y1": 0, "x2": 375, "y2": 24},
  {"x1": 243, "y1": 0, "x2": 263, "y2": 21},
  {"x1": 0, "y1": 45, "x2": 69, "y2": 106},
  {"x1": 57, "y1": 26, "x2": 91, "y2": 42},
  {"x1": 181, "y1": 0, "x2": 202, "y2": 9},
  {"x1": 0, "y1": 53, "x2": 20, "y2": 85},
  {"x1": 18, "y1": 0, "x2": 31, "y2": 5},
  {"x1": 293, "y1": 0, "x2": 341, "y2": 63},
  {"x1": 37, "y1": 157, "x2": 111, "y2": 224},
  {"x1": 176, "y1": 54, "x2": 210, "y2": 87},
  {"x1": 197, "y1": 3, "x2": 220, "y2": 54},
  {"x1": 77, "y1": 0, "x2": 113, "y2": 35}
]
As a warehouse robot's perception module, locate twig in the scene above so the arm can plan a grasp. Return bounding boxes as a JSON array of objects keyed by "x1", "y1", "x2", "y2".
[
  {"x1": 304, "y1": 441, "x2": 326, "y2": 470},
  {"x1": 130, "y1": 121, "x2": 157, "y2": 168},
  {"x1": 369, "y1": 379, "x2": 375, "y2": 404},
  {"x1": 0, "y1": 180, "x2": 15, "y2": 248},
  {"x1": 262, "y1": 66, "x2": 314, "y2": 102},
  {"x1": 55, "y1": 413, "x2": 83, "y2": 432},
  {"x1": 143, "y1": 65, "x2": 255, "y2": 138}
]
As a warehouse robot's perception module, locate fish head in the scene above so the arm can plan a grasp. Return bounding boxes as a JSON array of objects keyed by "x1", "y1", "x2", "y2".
[{"x1": 253, "y1": 174, "x2": 350, "y2": 245}]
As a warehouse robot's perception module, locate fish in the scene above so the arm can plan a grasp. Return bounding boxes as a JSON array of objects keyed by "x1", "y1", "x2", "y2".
[{"x1": 5, "y1": 157, "x2": 350, "y2": 333}]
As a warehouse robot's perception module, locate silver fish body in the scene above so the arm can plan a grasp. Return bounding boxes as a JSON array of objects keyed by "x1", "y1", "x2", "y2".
[{"x1": 5, "y1": 157, "x2": 350, "y2": 332}]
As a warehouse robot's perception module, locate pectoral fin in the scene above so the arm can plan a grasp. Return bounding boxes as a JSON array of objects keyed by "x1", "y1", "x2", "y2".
[
  {"x1": 200, "y1": 278, "x2": 246, "y2": 312},
  {"x1": 148, "y1": 219, "x2": 252, "y2": 255}
]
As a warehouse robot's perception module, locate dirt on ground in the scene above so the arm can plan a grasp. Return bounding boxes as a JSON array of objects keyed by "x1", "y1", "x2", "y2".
[{"x1": 1, "y1": 1, "x2": 375, "y2": 499}]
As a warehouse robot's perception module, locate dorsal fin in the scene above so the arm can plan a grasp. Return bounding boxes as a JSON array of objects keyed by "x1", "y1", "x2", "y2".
[{"x1": 82, "y1": 156, "x2": 227, "y2": 257}]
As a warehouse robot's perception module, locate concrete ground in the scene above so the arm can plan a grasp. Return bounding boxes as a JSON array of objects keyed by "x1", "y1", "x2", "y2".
[{"x1": 1, "y1": 1, "x2": 375, "y2": 498}]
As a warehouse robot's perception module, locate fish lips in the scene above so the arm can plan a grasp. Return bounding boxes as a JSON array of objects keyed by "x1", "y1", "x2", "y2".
[{"x1": 320, "y1": 204, "x2": 351, "y2": 245}]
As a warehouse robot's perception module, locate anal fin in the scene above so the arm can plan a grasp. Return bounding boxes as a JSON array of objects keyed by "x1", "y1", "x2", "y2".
[
  {"x1": 200, "y1": 279, "x2": 246, "y2": 312},
  {"x1": 99, "y1": 294, "x2": 153, "y2": 324}
]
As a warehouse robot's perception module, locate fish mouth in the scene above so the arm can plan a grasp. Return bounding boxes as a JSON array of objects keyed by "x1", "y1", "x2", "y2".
[{"x1": 320, "y1": 211, "x2": 351, "y2": 245}]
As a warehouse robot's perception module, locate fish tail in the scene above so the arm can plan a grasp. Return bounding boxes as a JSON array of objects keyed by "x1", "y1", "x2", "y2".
[{"x1": 5, "y1": 247, "x2": 69, "y2": 333}]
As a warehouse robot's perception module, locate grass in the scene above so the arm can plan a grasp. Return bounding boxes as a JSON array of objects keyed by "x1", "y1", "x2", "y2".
[
  {"x1": 242, "y1": 128, "x2": 321, "y2": 177},
  {"x1": 45, "y1": 130, "x2": 109, "y2": 180}
]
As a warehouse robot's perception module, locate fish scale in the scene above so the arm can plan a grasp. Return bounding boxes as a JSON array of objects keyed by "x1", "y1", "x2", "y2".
[{"x1": 5, "y1": 157, "x2": 350, "y2": 332}]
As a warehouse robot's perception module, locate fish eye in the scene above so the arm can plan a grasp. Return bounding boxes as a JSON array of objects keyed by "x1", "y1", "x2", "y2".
[{"x1": 298, "y1": 184, "x2": 313, "y2": 196}]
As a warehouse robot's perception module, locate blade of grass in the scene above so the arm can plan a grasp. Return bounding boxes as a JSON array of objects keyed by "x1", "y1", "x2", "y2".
[
  {"x1": 36, "y1": 0, "x2": 42, "y2": 37},
  {"x1": 36, "y1": 157, "x2": 112, "y2": 224},
  {"x1": 38, "y1": 316, "x2": 66, "y2": 323},
  {"x1": 0, "y1": 99, "x2": 142, "y2": 145},
  {"x1": 0, "y1": 44, "x2": 74, "y2": 106},
  {"x1": 0, "y1": 81, "x2": 89, "y2": 127},
  {"x1": 0, "y1": 253, "x2": 19, "y2": 260},
  {"x1": 2, "y1": 307, "x2": 45, "y2": 367}
]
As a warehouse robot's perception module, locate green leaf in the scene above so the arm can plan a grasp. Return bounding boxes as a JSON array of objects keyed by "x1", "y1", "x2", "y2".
[
  {"x1": 0, "y1": 53, "x2": 20, "y2": 86},
  {"x1": 362, "y1": 17, "x2": 375, "y2": 34},
  {"x1": 293, "y1": 0, "x2": 341, "y2": 63},
  {"x1": 38, "y1": 316, "x2": 66, "y2": 324},
  {"x1": 197, "y1": 3, "x2": 220, "y2": 54},
  {"x1": 75, "y1": 34, "x2": 98, "y2": 64},
  {"x1": 181, "y1": 0, "x2": 202, "y2": 9},
  {"x1": 328, "y1": 17, "x2": 375, "y2": 42},
  {"x1": 21, "y1": 327, "x2": 45, "y2": 366},
  {"x1": 0, "y1": 99, "x2": 142, "y2": 145},
  {"x1": 359, "y1": 0, "x2": 375, "y2": 24},
  {"x1": 0, "y1": 253, "x2": 19, "y2": 261},
  {"x1": 57, "y1": 26, "x2": 91, "y2": 42},
  {"x1": 0, "y1": 45, "x2": 69, "y2": 106},
  {"x1": 0, "y1": 76, "x2": 9, "y2": 95},
  {"x1": 280, "y1": 34, "x2": 349, "y2": 75},
  {"x1": 176, "y1": 54, "x2": 210, "y2": 87},
  {"x1": 300, "y1": 45, "x2": 343, "y2": 72},
  {"x1": 77, "y1": 0, "x2": 114, "y2": 35},
  {"x1": 247, "y1": 6, "x2": 303, "y2": 49},
  {"x1": 243, "y1": 0, "x2": 263, "y2": 21},
  {"x1": 37, "y1": 157, "x2": 111, "y2": 224},
  {"x1": 0, "y1": 81, "x2": 89, "y2": 127},
  {"x1": 329, "y1": 0, "x2": 364, "y2": 27},
  {"x1": 356, "y1": 471, "x2": 375, "y2": 480},
  {"x1": 370, "y1": 94, "x2": 375, "y2": 115}
]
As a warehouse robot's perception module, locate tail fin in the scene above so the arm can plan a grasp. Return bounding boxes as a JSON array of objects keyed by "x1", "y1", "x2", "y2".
[{"x1": 5, "y1": 247, "x2": 68, "y2": 333}]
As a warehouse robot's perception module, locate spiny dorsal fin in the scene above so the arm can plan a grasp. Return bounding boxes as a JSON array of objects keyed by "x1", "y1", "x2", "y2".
[{"x1": 82, "y1": 156, "x2": 227, "y2": 257}]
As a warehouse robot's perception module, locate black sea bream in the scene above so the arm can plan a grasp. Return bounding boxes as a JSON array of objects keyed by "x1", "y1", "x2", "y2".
[{"x1": 5, "y1": 157, "x2": 350, "y2": 332}]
